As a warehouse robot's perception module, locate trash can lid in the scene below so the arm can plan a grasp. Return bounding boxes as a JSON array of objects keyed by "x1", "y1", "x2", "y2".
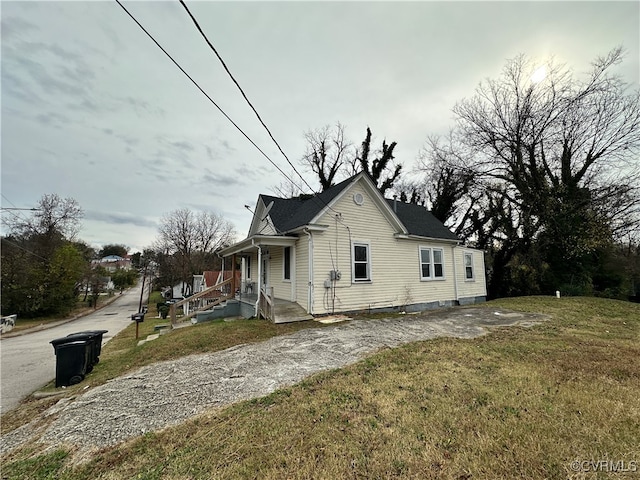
[
  {"x1": 64, "y1": 332, "x2": 95, "y2": 341},
  {"x1": 67, "y1": 330, "x2": 108, "y2": 338},
  {"x1": 51, "y1": 338, "x2": 90, "y2": 347}
]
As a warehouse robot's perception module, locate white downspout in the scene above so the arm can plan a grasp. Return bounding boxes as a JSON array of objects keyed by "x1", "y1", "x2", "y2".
[
  {"x1": 304, "y1": 228, "x2": 314, "y2": 314},
  {"x1": 451, "y1": 245, "x2": 459, "y2": 304}
]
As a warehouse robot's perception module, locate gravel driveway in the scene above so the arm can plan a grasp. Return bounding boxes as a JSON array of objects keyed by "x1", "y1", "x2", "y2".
[{"x1": 1, "y1": 307, "x2": 547, "y2": 460}]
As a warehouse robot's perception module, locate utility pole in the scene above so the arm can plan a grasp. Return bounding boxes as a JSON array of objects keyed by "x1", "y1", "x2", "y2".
[{"x1": 138, "y1": 256, "x2": 149, "y2": 313}]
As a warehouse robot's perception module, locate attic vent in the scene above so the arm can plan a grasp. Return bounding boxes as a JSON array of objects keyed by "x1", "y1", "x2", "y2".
[{"x1": 353, "y1": 193, "x2": 364, "y2": 205}]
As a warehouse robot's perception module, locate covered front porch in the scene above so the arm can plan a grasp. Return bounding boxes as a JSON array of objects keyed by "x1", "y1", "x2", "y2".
[{"x1": 219, "y1": 234, "x2": 311, "y2": 323}]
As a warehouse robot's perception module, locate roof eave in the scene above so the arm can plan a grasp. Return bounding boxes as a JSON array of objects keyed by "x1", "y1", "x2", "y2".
[
  {"x1": 218, "y1": 234, "x2": 298, "y2": 257},
  {"x1": 286, "y1": 223, "x2": 329, "y2": 234},
  {"x1": 394, "y1": 233, "x2": 460, "y2": 244}
]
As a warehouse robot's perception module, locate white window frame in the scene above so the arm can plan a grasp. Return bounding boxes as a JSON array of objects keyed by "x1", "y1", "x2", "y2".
[
  {"x1": 283, "y1": 246, "x2": 291, "y2": 282},
  {"x1": 419, "y1": 246, "x2": 445, "y2": 281},
  {"x1": 464, "y1": 252, "x2": 475, "y2": 281},
  {"x1": 352, "y1": 241, "x2": 371, "y2": 283}
]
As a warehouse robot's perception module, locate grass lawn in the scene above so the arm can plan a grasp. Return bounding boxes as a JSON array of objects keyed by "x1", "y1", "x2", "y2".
[{"x1": 3, "y1": 297, "x2": 639, "y2": 479}]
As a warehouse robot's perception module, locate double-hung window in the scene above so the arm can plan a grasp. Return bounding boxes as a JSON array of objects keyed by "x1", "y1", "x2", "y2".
[
  {"x1": 464, "y1": 252, "x2": 474, "y2": 280},
  {"x1": 420, "y1": 247, "x2": 444, "y2": 280},
  {"x1": 352, "y1": 242, "x2": 371, "y2": 282}
]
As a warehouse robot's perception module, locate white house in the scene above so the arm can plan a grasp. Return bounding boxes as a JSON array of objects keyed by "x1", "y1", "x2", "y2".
[{"x1": 219, "y1": 173, "x2": 487, "y2": 322}]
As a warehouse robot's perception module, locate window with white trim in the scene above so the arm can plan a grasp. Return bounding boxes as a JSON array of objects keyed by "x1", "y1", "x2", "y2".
[
  {"x1": 352, "y1": 242, "x2": 371, "y2": 282},
  {"x1": 283, "y1": 246, "x2": 291, "y2": 281},
  {"x1": 420, "y1": 247, "x2": 445, "y2": 280},
  {"x1": 464, "y1": 252, "x2": 474, "y2": 280}
]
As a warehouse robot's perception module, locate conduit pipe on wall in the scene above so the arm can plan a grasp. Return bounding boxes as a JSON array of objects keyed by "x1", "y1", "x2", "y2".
[{"x1": 304, "y1": 228, "x2": 313, "y2": 314}]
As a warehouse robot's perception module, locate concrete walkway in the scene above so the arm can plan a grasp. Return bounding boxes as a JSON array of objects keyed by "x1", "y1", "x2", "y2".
[{"x1": 1, "y1": 306, "x2": 547, "y2": 460}]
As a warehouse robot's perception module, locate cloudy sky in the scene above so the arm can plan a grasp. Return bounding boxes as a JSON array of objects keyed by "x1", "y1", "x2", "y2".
[{"x1": 2, "y1": 1, "x2": 638, "y2": 253}]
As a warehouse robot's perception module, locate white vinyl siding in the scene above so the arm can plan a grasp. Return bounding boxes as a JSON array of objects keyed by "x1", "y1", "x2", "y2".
[
  {"x1": 453, "y1": 247, "x2": 486, "y2": 298},
  {"x1": 311, "y1": 182, "x2": 458, "y2": 314},
  {"x1": 295, "y1": 236, "x2": 308, "y2": 310},
  {"x1": 270, "y1": 247, "x2": 295, "y2": 301},
  {"x1": 420, "y1": 246, "x2": 445, "y2": 280}
]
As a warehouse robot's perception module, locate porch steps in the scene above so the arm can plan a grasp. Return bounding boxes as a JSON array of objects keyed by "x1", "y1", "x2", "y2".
[
  {"x1": 193, "y1": 300, "x2": 240, "y2": 323},
  {"x1": 273, "y1": 300, "x2": 313, "y2": 324}
]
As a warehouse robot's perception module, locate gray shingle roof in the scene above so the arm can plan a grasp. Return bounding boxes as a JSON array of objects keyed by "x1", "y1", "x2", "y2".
[
  {"x1": 260, "y1": 176, "x2": 354, "y2": 232},
  {"x1": 259, "y1": 175, "x2": 459, "y2": 242},
  {"x1": 385, "y1": 199, "x2": 459, "y2": 241}
]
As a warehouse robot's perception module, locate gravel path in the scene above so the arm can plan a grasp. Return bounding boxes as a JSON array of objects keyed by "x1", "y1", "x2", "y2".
[{"x1": 1, "y1": 307, "x2": 546, "y2": 459}]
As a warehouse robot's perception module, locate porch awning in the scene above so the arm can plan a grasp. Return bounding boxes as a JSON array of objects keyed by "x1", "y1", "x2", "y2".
[{"x1": 218, "y1": 234, "x2": 298, "y2": 257}]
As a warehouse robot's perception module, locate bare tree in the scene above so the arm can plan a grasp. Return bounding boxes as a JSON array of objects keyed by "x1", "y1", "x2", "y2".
[
  {"x1": 301, "y1": 123, "x2": 353, "y2": 191},
  {"x1": 3, "y1": 193, "x2": 83, "y2": 241},
  {"x1": 450, "y1": 48, "x2": 640, "y2": 295},
  {"x1": 454, "y1": 48, "x2": 640, "y2": 242},
  {"x1": 155, "y1": 208, "x2": 236, "y2": 293},
  {"x1": 414, "y1": 133, "x2": 480, "y2": 236},
  {"x1": 355, "y1": 127, "x2": 402, "y2": 194},
  {"x1": 269, "y1": 169, "x2": 306, "y2": 198},
  {"x1": 294, "y1": 124, "x2": 403, "y2": 195},
  {"x1": 1, "y1": 194, "x2": 87, "y2": 316}
]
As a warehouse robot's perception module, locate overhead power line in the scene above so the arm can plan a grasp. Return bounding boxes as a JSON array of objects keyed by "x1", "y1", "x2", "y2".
[
  {"x1": 117, "y1": 0, "x2": 344, "y2": 225},
  {"x1": 1, "y1": 237, "x2": 49, "y2": 261},
  {"x1": 178, "y1": 1, "x2": 311, "y2": 191},
  {"x1": 114, "y1": 0, "x2": 294, "y2": 186},
  {"x1": 0, "y1": 193, "x2": 42, "y2": 237},
  {"x1": 178, "y1": 0, "x2": 343, "y2": 217}
]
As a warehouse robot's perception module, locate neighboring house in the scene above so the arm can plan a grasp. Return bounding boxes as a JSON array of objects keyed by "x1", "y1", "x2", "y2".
[
  {"x1": 91, "y1": 255, "x2": 133, "y2": 273},
  {"x1": 202, "y1": 270, "x2": 242, "y2": 291},
  {"x1": 167, "y1": 281, "x2": 192, "y2": 300},
  {"x1": 219, "y1": 172, "x2": 487, "y2": 322},
  {"x1": 193, "y1": 270, "x2": 242, "y2": 299}
]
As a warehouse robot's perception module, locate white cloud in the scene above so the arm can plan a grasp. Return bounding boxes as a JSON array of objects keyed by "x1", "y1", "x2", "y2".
[{"x1": 2, "y1": 1, "x2": 638, "y2": 251}]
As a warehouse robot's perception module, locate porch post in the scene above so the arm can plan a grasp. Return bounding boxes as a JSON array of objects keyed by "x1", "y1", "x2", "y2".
[
  {"x1": 241, "y1": 257, "x2": 246, "y2": 292},
  {"x1": 231, "y1": 254, "x2": 237, "y2": 296},
  {"x1": 256, "y1": 246, "x2": 262, "y2": 317}
]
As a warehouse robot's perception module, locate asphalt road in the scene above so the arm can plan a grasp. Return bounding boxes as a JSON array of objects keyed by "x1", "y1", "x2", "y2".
[{"x1": 0, "y1": 281, "x2": 150, "y2": 414}]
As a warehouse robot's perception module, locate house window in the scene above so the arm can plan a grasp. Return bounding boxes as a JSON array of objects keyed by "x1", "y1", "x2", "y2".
[
  {"x1": 246, "y1": 257, "x2": 251, "y2": 279},
  {"x1": 464, "y1": 252, "x2": 474, "y2": 280},
  {"x1": 352, "y1": 242, "x2": 371, "y2": 282},
  {"x1": 283, "y1": 246, "x2": 291, "y2": 281},
  {"x1": 420, "y1": 247, "x2": 445, "y2": 280}
]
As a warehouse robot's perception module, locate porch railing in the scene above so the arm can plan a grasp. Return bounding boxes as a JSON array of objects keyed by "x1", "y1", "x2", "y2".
[
  {"x1": 259, "y1": 286, "x2": 274, "y2": 322},
  {"x1": 170, "y1": 277, "x2": 233, "y2": 325}
]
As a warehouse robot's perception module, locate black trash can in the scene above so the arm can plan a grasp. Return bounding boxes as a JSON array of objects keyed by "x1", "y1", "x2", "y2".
[
  {"x1": 50, "y1": 338, "x2": 91, "y2": 387},
  {"x1": 66, "y1": 330, "x2": 108, "y2": 367}
]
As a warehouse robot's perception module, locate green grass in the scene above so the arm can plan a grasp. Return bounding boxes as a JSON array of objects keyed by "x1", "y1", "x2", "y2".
[
  {"x1": 0, "y1": 297, "x2": 326, "y2": 435},
  {"x1": 3, "y1": 297, "x2": 639, "y2": 479}
]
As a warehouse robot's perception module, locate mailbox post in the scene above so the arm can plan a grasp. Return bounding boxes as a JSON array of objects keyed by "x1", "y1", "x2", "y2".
[{"x1": 131, "y1": 312, "x2": 145, "y2": 339}]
